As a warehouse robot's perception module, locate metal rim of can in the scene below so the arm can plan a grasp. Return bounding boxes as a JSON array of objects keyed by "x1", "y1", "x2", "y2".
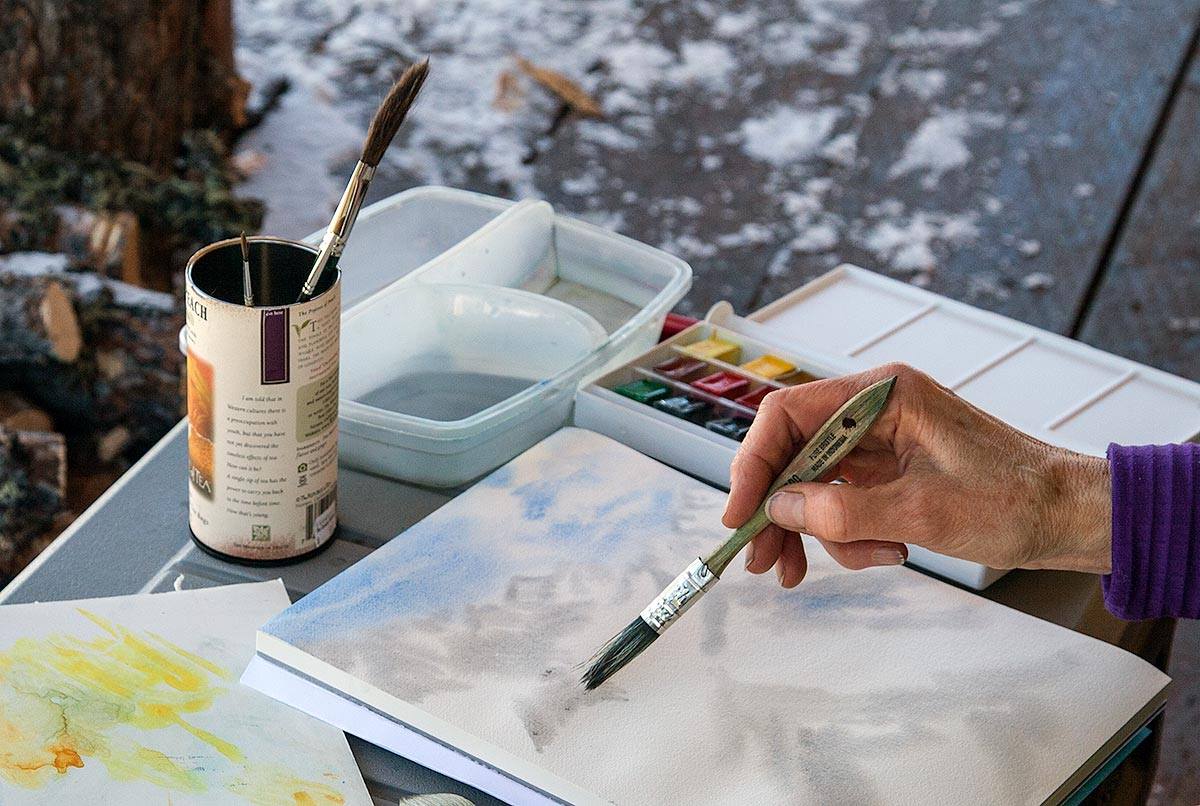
[{"x1": 185, "y1": 235, "x2": 340, "y2": 309}]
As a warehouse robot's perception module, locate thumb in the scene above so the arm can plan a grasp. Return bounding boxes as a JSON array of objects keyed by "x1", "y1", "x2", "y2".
[{"x1": 766, "y1": 480, "x2": 915, "y2": 544}]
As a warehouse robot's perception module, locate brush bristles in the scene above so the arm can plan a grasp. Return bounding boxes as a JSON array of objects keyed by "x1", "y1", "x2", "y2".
[
  {"x1": 361, "y1": 58, "x2": 430, "y2": 167},
  {"x1": 579, "y1": 616, "x2": 659, "y2": 690},
  {"x1": 239, "y1": 231, "x2": 250, "y2": 261}
]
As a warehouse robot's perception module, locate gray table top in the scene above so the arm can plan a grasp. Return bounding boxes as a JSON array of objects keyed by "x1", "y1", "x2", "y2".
[{"x1": 0, "y1": 416, "x2": 1108, "y2": 804}]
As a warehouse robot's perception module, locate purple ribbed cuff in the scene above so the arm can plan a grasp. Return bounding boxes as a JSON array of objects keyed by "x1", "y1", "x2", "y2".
[{"x1": 1103, "y1": 443, "x2": 1200, "y2": 620}]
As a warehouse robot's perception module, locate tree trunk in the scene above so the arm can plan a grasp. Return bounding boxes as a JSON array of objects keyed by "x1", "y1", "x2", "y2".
[{"x1": 0, "y1": 0, "x2": 248, "y2": 175}]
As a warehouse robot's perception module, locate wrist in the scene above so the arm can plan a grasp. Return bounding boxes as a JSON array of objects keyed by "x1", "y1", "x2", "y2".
[{"x1": 1032, "y1": 448, "x2": 1112, "y2": 573}]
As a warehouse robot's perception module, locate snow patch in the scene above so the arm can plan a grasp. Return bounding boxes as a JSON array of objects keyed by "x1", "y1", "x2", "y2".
[
  {"x1": 0, "y1": 252, "x2": 70, "y2": 275},
  {"x1": 672, "y1": 41, "x2": 737, "y2": 89},
  {"x1": 889, "y1": 24, "x2": 999, "y2": 51},
  {"x1": 856, "y1": 208, "x2": 979, "y2": 273},
  {"x1": 820, "y1": 132, "x2": 858, "y2": 166},
  {"x1": 888, "y1": 109, "x2": 1005, "y2": 188},
  {"x1": 740, "y1": 106, "x2": 841, "y2": 166},
  {"x1": 1021, "y1": 272, "x2": 1055, "y2": 291}
]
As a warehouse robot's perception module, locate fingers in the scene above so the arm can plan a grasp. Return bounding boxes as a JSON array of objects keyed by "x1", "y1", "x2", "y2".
[
  {"x1": 766, "y1": 479, "x2": 923, "y2": 544},
  {"x1": 723, "y1": 364, "x2": 912, "y2": 530},
  {"x1": 743, "y1": 524, "x2": 808, "y2": 587},
  {"x1": 814, "y1": 537, "x2": 907, "y2": 570},
  {"x1": 723, "y1": 393, "x2": 800, "y2": 527},
  {"x1": 776, "y1": 532, "x2": 808, "y2": 587},
  {"x1": 744, "y1": 523, "x2": 785, "y2": 574}
]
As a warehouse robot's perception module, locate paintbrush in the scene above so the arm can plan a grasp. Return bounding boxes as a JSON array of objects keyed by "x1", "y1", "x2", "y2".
[
  {"x1": 240, "y1": 232, "x2": 253, "y2": 307},
  {"x1": 580, "y1": 375, "x2": 897, "y2": 690},
  {"x1": 296, "y1": 58, "x2": 430, "y2": 303}
]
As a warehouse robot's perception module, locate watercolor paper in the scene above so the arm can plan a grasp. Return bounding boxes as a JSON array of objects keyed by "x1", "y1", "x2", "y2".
[
  {"x1": 0, "y1": 581, "x2": 369, "y2": 805},
  {"x1": 249, "y1": 429, "x2": 1168, "y2": 805}
]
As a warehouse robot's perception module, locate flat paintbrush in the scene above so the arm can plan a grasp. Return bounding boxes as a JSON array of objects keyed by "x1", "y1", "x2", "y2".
[
  {"x1": 296, "y1": 58, "x2": 430, "y2": 303},
  {"x1": 580, "y1": 375, "x2": 897, "y2": 690},
  {"x1": 240, "y1": 231, "x2": 253, "y2": 306}
]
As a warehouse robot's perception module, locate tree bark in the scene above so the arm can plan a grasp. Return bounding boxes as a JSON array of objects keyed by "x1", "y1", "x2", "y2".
[{"x1": 0, "y1": 0, "x2": 248, "y2": 174}]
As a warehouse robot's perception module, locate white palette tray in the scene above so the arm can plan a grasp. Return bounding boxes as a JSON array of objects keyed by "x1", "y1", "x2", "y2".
[{"x1": 576, "y1": 265, "x2": 1200, "y2": 589}]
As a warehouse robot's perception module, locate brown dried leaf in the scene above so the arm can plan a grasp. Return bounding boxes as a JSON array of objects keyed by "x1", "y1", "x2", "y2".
[
  {"x1": 493, "y1": 69, "x2": 525, "y2": 112},
  {"x1": 515, "y1": 57, "x2": 603, "y2": 118}
]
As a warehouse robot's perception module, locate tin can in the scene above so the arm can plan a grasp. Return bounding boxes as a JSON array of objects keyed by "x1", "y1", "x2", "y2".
[{"x1": 184, "y1": 236, "x2": 340, "y2": 564}]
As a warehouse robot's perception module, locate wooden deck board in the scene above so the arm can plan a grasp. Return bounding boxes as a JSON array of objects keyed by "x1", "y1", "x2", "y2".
[
  {"x1": 749, "y1": 0, "x2": 1199, "y2": 334},
  {"x1": 1078, "y1": 37, "x2": 1200, "y2": 382}
]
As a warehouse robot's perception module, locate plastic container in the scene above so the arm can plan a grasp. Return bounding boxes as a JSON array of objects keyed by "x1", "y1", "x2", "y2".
[
  {"x1": 339, "y1": 283, "x2": 606, "y2": 486},
  {"x1": 326, "y1": 189, "x2": 691, "y2": 486}
]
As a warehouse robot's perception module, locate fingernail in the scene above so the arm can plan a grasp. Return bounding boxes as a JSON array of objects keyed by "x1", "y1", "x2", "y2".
[
  {"x1": 871, "y1": 548, "x2": 905, "y2": 566},
  {"x1": 744, "y1": 541, "x2": 756, "y2": 570},
  {"x1": 766, "y1": 492, "x2": 805, "y2": 529},
  {"x1": 775, "y1": 562, "x2": 785, "y2": 585}
]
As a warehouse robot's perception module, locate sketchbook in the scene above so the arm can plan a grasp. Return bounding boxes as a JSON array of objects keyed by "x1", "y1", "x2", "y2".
[
  {"x1": 0, "y1": 581, "x2": 370, "y2": 805},
  {"x1": 245, "y1": 428, "x2": 1169, "y2": 805}
]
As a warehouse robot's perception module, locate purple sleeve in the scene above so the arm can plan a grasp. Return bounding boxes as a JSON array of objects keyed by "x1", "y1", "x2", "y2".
[{"x1": 1103, "y1": 443, "x2": 1200, "y2": 620}]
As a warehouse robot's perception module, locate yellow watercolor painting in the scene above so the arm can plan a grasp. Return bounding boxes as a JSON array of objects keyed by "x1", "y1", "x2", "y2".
[{"x1": 0, "y1": 581, "x2": 370, "y2": 805}]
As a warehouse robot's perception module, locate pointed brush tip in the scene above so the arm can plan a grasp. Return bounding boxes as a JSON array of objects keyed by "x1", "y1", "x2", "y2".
[
  {"x1": 359, "y1": 58, "x2": 432, "y2": 167},
  {"x1": 239, "y1": 231, "x2": 250, "y2": 258}
]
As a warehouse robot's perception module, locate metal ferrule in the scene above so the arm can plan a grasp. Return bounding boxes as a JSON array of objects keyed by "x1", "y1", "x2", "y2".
[
  {"x1": 639, "y1": 558, "x2": 717, "y2": 634},
  {"x1": 301, "y1": 162, "x2": 376, "y2": 297},
  {"x1": 330, "y1": 161, "x2": 375, "y2": 256}
]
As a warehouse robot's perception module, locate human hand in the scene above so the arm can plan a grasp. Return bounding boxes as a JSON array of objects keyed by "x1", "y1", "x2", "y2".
[{"x1": 722, "y1": 363, "x2": 1112, "y2": 588}]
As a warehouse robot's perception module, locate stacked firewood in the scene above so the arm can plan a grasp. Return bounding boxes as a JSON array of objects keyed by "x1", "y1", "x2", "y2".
[{"x1": 0, "y1": 252, "x2": 184, "y2": 580}]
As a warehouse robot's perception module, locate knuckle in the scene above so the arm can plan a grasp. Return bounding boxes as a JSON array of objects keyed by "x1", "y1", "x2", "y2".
[{"x1": 756, "y1": 388, "x2": 787, "y2": 418}]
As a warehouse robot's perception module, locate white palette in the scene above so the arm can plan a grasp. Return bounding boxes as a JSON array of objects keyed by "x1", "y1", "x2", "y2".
[{"x1": 577, "y1": 265, "x2": 1200, "y2": 588}]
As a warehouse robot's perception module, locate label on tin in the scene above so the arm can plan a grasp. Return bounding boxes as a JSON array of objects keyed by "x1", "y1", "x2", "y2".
[{"x1": 185, "y1": 279, "x2": 339, "y2": 561}]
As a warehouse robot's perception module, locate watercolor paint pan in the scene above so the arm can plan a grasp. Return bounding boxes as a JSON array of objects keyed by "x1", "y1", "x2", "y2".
[
  {"x1": 740, "y1": 354, "x2": 796, "y2": 380},
  {"x1": 654, "y1": 356, "x2": 708, "y2": 380},
  {"x1": 681, "y1": 336, "x2": 741, "y2": 363},
  {"x1": 691, "y1": 371, "x2": 751, "y2": 399},
  {"x1": 704, "y1": 417, "x2": 752, "y2": 441},
  {"x1": 734, "y1": 386, "x2": 772, "y2": 411},
  {"x1": 613, "y1": 378, "x2": 671, "y2": 404},
  {"x1": 652, "y1": 395, "x2": 712, "y2": 423}
]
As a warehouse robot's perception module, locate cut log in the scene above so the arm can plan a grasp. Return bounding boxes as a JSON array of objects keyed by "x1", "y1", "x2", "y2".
[
  {"x1": 0, "y1": 0, "x2": 247, "y2": 175},
  {"x1": 0, "y1": 391, "x2": 53, "y2": 432},
  {"x1": 0, "y1": 272, "x2": 83, "y2": 365},
  {"x1": 0, "y1": 426, "x2": 68, "y2": 579},
  {"x1": 40, "y1": 280, "x2": 83, "y2": 362},
  {"x1": 0, "y1": 205, "x2": 142, "y2": 283}
]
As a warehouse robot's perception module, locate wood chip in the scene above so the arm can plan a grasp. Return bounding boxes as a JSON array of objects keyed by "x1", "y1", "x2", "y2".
[
  {"x1": 515, "y1": 57, "x2": 603, "y2": 118},
  {"x1": 493, "y1": 69, "x2": 525, "y2": 112}
]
